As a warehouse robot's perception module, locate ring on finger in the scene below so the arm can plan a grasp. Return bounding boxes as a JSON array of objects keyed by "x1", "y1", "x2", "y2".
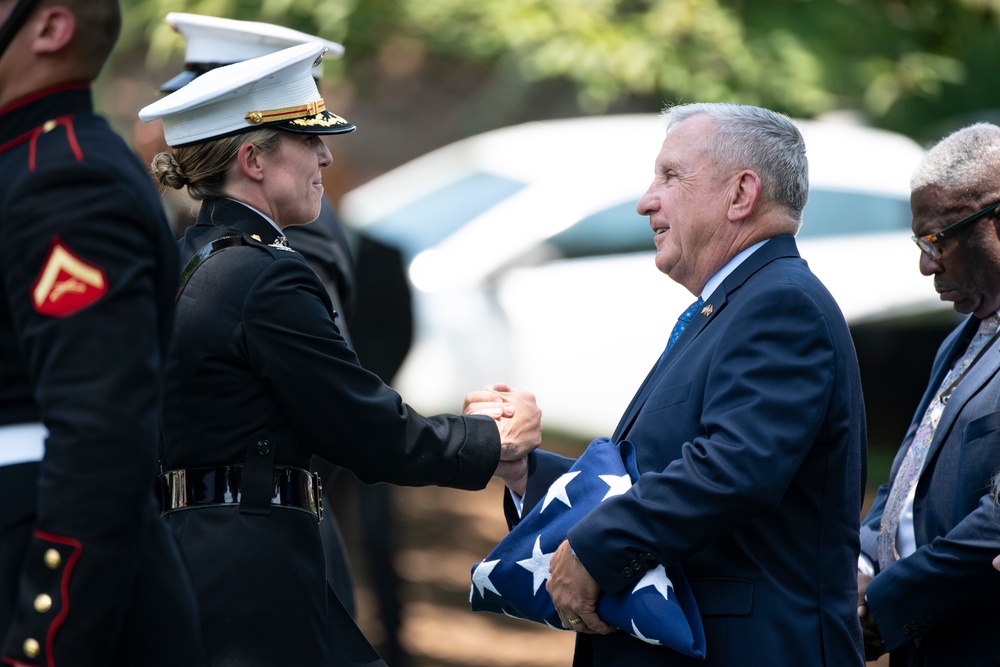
[{"x1": 569, "y1": 617, "x2": 582, "y2": 625}]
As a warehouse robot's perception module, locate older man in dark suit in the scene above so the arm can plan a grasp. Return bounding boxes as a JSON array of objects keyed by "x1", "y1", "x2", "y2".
[
  {"x1": 858, "y1": 123, "x2": 1000, "y2": 667},
  {"x1": 484, "y1": 102, "x2": 867, "y2": 666}
]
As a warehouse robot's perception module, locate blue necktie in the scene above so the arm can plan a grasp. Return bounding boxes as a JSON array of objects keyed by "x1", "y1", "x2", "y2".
[{"x1": 664, "y1": 297, "x2": 704, "y2": 357}]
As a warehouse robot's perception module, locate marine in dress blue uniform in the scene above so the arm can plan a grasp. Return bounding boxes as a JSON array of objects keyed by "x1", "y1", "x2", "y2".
[
  {"x1": 0, "y1": 1, "x2": 202, "y2": 665},
  {"x1": 140, "y1": 43, "x2": 525, "y2": 667},
  {"x1": 156, "y1": 11, "x2": 369, "y2": 620}
]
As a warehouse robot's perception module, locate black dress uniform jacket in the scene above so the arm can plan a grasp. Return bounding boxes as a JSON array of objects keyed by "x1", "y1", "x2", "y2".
[
  {"x1": 163, "y1": 197, "x2": 502, "y2": 667},
  {"x1": 0, "y1": 84, "x2": 202, "y2": 666},
  {"x1": 285, "y1": 198, "x2": 356, "y2": 328}
]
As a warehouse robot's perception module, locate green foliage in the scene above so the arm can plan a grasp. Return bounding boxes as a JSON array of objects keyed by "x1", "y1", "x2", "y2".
[{"x1": 119, "y1": 0, "x2": 1000, "y2": 128}]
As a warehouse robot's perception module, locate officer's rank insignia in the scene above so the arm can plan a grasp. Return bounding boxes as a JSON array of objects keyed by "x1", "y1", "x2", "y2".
[{"x1": 32, "y1": 237, "x2": 108, "y2": 317}]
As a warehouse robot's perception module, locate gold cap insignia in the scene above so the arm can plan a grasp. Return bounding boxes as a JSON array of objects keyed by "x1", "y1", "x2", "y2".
[
  {"x1": 246, "y1": 99, "x2": 326, "y2": 125},
  {"x1": 287, "y1": 112, "x2": 350, "y2": 129}
]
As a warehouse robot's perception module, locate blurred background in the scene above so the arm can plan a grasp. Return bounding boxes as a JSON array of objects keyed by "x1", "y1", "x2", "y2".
[{"x1": 103, "y1": 1, "x2": 1000, "y2": 664}]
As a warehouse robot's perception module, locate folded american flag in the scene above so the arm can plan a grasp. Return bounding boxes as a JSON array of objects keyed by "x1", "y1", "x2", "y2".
[{"x1": 470, "y1": 438, "x2": 705, "y2": 658}]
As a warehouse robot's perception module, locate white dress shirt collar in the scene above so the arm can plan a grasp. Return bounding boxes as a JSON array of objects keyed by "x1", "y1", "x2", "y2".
[{"x1": 699, "y1": 239, "x2": 769, "y2": 301}]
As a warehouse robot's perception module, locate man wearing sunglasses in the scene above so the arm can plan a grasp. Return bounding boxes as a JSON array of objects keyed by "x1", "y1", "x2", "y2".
[{"x1": 857, "y1": 122, "x2": 1000, "y2": 667}]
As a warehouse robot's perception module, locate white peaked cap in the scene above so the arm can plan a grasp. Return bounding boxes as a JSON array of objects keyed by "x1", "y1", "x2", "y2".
[
  {"x1": 139, "y1": 41, "x2": 355, "y2": 147},
  {"x1": 160, "y1": 13, "x2": 345, "y2": 91},
  {"x1": 168, "y1": 12, "x2": 344, "y2": 62}
]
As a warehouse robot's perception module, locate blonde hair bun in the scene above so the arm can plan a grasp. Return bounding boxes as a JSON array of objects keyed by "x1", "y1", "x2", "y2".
[{"x1": 151, "y1": 151, "x2": 190, "y2": 190}]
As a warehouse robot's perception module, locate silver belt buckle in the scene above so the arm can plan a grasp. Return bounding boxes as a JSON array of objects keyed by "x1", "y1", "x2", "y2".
[{"x1": 313, "y1": 471, "x2": 324, "y2": 522}]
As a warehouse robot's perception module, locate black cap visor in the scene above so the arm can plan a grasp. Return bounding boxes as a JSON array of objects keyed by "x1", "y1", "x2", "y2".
[{"x1": 276, "y1": 109, "x2": 356, "y2": 136}]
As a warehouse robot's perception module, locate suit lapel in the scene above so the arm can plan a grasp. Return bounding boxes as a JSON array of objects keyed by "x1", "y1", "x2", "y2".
[
  {"x1": 660, "y1": 293, "x2": 723, "y2": 371},
  {"x1": 884, "y1": 319, "x2": 973, "y2": 483},
  {"x1": 612, "y1": 363, "x2": 661, "y2": 440},
  {"x1": 613, "y1": 236, "x2": 800, "y2": 441},
  {"x1": 924, "y1": 324, "x2": 1000, "y2": 465},
  {"x1": 918, "y1": 320, "x2": 974, "y2": 415}
]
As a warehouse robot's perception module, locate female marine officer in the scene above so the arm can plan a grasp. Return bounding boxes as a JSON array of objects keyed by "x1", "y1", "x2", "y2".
[{"x1": 139, "y1": 42, "x2": 541, "y2": 667}]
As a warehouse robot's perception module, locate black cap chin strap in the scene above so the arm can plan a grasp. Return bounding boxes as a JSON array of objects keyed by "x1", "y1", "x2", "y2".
[{"x1": 0, "y1": 0, "x2": 42, "y2": 63}]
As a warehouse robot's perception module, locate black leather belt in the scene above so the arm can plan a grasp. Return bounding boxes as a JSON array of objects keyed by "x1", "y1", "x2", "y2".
[{"x1": 160, "y1": 465, "x2": 323, "y2": 521}]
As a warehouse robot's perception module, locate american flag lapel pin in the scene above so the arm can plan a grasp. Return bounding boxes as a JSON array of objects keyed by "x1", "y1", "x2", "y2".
[{"x1": 700, "y1": 304, "x2": 713, "y2": 317}]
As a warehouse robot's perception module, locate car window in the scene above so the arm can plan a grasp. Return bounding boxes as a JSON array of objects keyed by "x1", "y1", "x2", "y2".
[
  {"x1": 364, "y1": 172, "x2": 526, "y2": 258},
  {"x1": 544, "y1": 201, "x2": 649, "y2": 259},
  {"x1": 799, "y1": 189, "x2": 912, "y2": 237},
  {"x1": 544, "y1": 189, "x2": 913, "y2": 259}
]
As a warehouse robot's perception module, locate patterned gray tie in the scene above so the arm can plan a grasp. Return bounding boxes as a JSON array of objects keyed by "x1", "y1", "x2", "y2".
[{"x1": 876, "y1": 313, "x2": 1000, "y2": 569}]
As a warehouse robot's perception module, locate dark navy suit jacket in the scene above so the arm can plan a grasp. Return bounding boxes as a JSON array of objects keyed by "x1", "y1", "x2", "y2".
[
  {"x1": 861, "y1": 316, "x2": 1000, "y2": 667},
  {"x1": 513, "y1": 235, "x2": 867, "y2": 667}
]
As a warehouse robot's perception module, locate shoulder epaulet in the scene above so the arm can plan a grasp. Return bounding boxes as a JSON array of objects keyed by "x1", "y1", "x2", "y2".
[
  {"x1": 0, "y1": 115, "x2": 81, "y2": 171},
  {"x1": 246, "y1": 233, "x2": 295, "y2": 252}
]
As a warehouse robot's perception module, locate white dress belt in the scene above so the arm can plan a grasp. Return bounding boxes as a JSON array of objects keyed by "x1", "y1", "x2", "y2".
[{"x1": 0, "y1": 423, "x2": 47, "y2": 467}]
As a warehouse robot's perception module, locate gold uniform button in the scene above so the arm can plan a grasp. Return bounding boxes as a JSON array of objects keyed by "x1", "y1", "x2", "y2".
[
  {"x1": 34, "y1": 594, "x2": 52, "y2": 613},
  {"x1": 23, "y1": 637, "x2": 40, "y2": 658},
  {"x1": 44, "y1": 549, "x2": 61, "y2": 569}
]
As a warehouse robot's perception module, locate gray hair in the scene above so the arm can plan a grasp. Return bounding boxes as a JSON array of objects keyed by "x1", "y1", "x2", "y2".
[
  {"x1": 911, "y1": 123, "x2": 1000, "y2": 196},
  {"x1": 663, "y1": 103, "x2": 809, "y2": 219}
]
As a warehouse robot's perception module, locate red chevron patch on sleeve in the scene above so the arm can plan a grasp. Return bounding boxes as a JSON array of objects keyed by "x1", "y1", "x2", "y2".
[{"x1": 31, "y1": 237, "x2": 107, "y2": 317}]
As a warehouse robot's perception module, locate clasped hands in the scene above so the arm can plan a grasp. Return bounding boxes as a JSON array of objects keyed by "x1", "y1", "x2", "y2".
[
  {"x1": 463, "y1": 383, "x2": 541, "y2": 494},
  {"x1": 463, "y1": 386, "x2": 614, "y2": 636},
  {"x1": 857, "y1": 571, "x2": 885, "y2": 661}
]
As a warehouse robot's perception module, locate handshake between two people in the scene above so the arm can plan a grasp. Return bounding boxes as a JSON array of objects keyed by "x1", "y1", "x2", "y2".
[{"x1": 464, "y1": 383, "x2": 541, "y2": 496}]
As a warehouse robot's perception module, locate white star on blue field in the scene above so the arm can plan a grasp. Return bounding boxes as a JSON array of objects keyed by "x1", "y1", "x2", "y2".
[
  {"x1": 468, "y1": 438, "x2": 705, "y2": 658},
  {"x1": 516, "y1": 535, "x2": 554, "y2": 594}
]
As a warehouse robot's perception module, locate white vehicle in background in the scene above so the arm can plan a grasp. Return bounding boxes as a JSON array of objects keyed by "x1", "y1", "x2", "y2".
[{"x1": 342, "y1": 114, "x2": 954, "y2": 440}]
